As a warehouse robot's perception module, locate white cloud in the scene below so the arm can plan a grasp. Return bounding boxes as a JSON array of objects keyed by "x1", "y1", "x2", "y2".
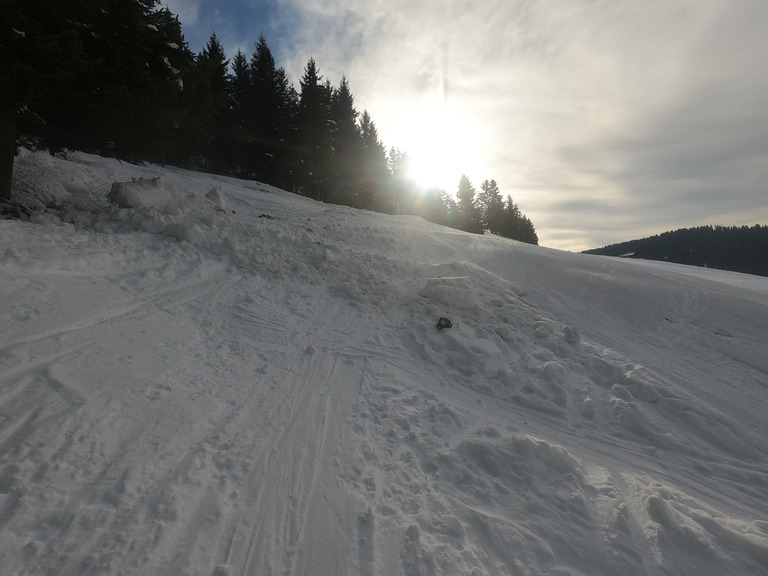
[{"x1": 162, "y1": 0, "x2": 202, "y2": 26}]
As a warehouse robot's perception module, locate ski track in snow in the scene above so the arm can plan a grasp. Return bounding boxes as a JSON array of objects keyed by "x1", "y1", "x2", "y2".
[{"x1": 1, "y1": 149, "x2": 768, "y2": 575}]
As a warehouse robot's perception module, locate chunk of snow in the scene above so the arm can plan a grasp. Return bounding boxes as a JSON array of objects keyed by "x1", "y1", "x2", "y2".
[
  {"x1": 108, "y1": 177, "x2": 179, "y2": 208},
  {"x1": 29, "y1": 212, "x2": 62, "y2": 226},
  {"x1": 563, "y1": 325, "x2": 581, "y2": 343},
  {"x1": 420, "y1": 276, "x2": 478, "y2": 310},
  {"x1": 205, "y1": 187, "x2": 227, "y2": 210}
]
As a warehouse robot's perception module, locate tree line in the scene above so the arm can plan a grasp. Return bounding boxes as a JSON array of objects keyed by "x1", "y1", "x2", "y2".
[
  {"x1": 1, "y1": 0, "x2": 537, "y2": 244},
  {"x1": 583, "y1": 225, "x2": 768, "y2": 277}
]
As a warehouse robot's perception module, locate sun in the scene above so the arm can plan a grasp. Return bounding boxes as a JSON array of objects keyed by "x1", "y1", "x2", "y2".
[{"x1": 401, "y1": 92, "x2": 487, "y2": 194}]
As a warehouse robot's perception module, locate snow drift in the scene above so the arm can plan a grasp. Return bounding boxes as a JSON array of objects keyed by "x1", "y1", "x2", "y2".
[{"x1": 2, "y1": 148, "x2": 768, "y2": 576}]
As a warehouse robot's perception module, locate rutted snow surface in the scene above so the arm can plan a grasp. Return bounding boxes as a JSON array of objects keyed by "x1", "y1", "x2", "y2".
[{"x1": 2, "y1": 149, "x2": 768, "y2": 576}]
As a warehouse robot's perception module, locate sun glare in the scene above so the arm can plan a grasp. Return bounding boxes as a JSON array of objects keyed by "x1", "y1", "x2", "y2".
[{"x1": 402, "y1": 93, "x2": 487, "y2": 194}]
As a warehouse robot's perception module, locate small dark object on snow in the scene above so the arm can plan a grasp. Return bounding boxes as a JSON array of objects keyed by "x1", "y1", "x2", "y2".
[
  {"x1": 436, "y1": 317, "x2": 452, "y2": 330},
  {"x1": 259, "y1": 213, "x2": 277, "y2": 219}
]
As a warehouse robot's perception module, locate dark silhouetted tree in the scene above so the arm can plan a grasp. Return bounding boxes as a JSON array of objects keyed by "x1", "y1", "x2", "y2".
[
  {"x1": 327, "y1": 76, "x2": 360, "y2": 206},
  {"x1": 220, "y1": 48, "x2": 251, "y2": 175},
  {"x1": 357, "y1": 110, "x2": 390, "y2": 212},
  {"x1": 2, "y1": 0, "x2": 191, "y2": 200},
  {"x1": 247, "y1": 35, "x2": 297, "y2": 186},
  {"x1": 495, "y1": 194, "x2": 538, "y2": 244},
  {"x1": 197, "y1": 32, "x2": 230, "y2": 169},
  {"x1": 477, "y1": 179, "x2": 504, "y2": 234},
  {"x1": 295, "y1": 57, "x2": 332, "y2": 199},
  {"x1": 456, "y1": 175, "x2": 482, "y2": 233},
  {"x1": 387, "y1": 148, "x2": 414, "y2": 214},
  {"x1": 176, "y1": 32, "x2": 229, "y2": 169}
]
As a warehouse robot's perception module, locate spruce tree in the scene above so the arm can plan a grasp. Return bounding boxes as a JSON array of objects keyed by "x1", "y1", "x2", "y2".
[
  {"x1": 387, "y1": 148, "x2": 412, "y2": 214},
  {"x1": 496, "y1": 194, "x2": 538, "y2": 245},
  {"x1": 296, "y1": 58, "x2": 332, "y2": 199},
  {"x1": 179, "y1": 32, "x2": 230, "y2": 170},
  {"x1": 2, "y1": 0, "x2": 94, "y2": 200},
  {"x1": 519, "y1": 216, "x2": 539, "y2": 245},
  {"x1": 418, "y1": 186, "x2": 452, "y2": 226},
  {"x1": 229, "y1": 49, "x2": 251, "y2": 114},
  {"x1": 224, "y1": 48, "x2": 252, "y2": 176},
  {"x1": 84, "y1": 1, "x2": 190, "y2": 160},
  {"x1": 249, "y1": 35, "x2": 280, "y2": 181},
  {"x1": 478, "y1": 179, "x2": 504, "y2": 234},
  {"x1": 499, "y1": 195, "x2": 521, "y2": 240},
  {"x1": 1, "y1": 0, "x2": 191, "y2": 200},
  {"x1": 327, "y1": 76, "x2": 360, "y2": 206},
  {"x1": 357, "y1": 110, "x2": 390, "y2": 212},
  {"x1": 456, "y1": 175, "x2": 482, "y2": 233}
]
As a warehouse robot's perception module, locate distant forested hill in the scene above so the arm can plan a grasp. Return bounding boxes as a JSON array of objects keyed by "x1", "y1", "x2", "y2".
[{"x1": 583, "y1": 225, "x2": 768, "y2": 277}]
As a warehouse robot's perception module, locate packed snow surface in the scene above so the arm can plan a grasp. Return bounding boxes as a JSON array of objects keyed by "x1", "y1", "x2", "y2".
[{"x1": 2, "y1": 149, "x2": 768, "y2": 576}]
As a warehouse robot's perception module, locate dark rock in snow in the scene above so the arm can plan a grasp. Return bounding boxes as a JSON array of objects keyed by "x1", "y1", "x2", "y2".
[{"x1": 436, "y1": 317, "x2": 453, "y2": 330}]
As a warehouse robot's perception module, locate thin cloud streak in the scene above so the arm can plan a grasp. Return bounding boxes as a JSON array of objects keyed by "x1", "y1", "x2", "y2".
[{"x1": 176, "y1": 0, "x2": 768, "y2": 251}]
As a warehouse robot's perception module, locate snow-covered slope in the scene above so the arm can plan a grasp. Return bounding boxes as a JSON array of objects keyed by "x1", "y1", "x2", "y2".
[{"x1": 2, "y1": 149, "x2": 768, "y2": 576}]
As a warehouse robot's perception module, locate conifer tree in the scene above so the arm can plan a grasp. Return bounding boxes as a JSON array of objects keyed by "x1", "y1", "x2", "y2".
[
  {"x1": 1, "y1": 0, "x2": 190, "y2": 200},
  {"x1": 327, "y1": 77, "x2": 360, "y2": 206},
  {"x1": 1, "y1": 0, "x2": 85, "y2": 200},
  {"x1": 495, "y1": 194, "x2": 538, "y2": 245},
  {"x1": 456, "y1": 175, "x2": 482, "y2": 233},
  {"x1": 417, "y1": 186, "x2": 452, "y2": 226},
  {"x1": 248, "y1": 35, "x2": 289, "y2": 183},
  {"x1": 223, "y1": 48, "x2": 250, "y2": 175},
  {"x1": 519, "y1": 216, "x2": 539, "y2": 245},
  {"x1": 387, "y1": 148, "x2": 413, "y2": 214},
  {"x1": 229, "y1": 49, "x2": 251, "y2": 113},
  {"x1": 499, "y1": 195, "x2": 521, "y2": 239},
  {"x1": 357, "y1": 110, "x2": 390, "y2": 212},
  {"x1": 478, "y1": 179, "x2": 505, "y2": 234},
  {"x1": 296, "y1": 57, "x2": 332, "y2": 199},
  {"x1": 179, "y1": 32, "x2": 229, "y2": 169},
  {"x1": 85, "y1": 1, "x2": 190, "y2": 160}
]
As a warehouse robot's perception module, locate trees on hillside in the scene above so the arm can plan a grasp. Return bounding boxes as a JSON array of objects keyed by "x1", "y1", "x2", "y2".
[
  {"x1": 174, "y1": 32, "x2": 229, "y2": 170},
  {"x1": 450, "y1": 176, "x2": 537, "y2": 243},
  {"x1": 2, "y1": 0, "x2": 190, "y2": 200},
  {"x1": 248, "y1": 35, "x2": 297, "y2": 187},
  {"x1": 2, "y1": 9, "x2": 540, "y2": 247},
  {"x1": 495, "y1": 195, "x2": 538, "y2": 244},
  {"x1": 584, "y1": 224, "x2": 768, "y2": 277}
]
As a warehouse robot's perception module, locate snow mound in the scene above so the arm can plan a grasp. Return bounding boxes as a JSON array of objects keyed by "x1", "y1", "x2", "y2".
[
  {"x1": 420, "y1": 276, "x2": 479, "y2": 310},
  {"x1": 205, "y1": 186, "x2": 227, "y2": 210},
  {"x1": 109, "y1": 176, "x2": 180, "y2": 208},
  {"x1": 108, "y1": 176, "x2": 226, "y2": 212}
]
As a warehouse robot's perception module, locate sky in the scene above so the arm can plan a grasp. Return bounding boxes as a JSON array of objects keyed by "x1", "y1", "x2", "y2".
[{"x1": 163, "y1": 0, "x2": 768, "y2": 251}]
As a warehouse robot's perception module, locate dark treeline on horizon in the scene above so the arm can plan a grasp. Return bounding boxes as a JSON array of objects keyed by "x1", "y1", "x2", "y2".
[
  {"x1": 583, "y1": 225, "x2": 768, "y2": 278},
  {"x1": 1, "y1": 0, "x2": 537, "y2": 243}
]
